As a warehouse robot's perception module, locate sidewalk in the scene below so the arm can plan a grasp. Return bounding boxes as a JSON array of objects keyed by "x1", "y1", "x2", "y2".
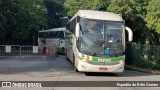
[{"x1": 125, "y1": 65, "x2": 160, "y2": 75}]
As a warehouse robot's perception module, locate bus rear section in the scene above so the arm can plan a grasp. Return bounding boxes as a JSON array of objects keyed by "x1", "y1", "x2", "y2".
[{"x1": 38, "y1": 28, "x2": 66, "y2": 54}]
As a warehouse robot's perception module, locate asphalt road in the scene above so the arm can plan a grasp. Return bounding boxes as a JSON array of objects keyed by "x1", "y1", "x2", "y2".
[{"x1": 0, "y1": 55, "x2": 160, "y2": 90}]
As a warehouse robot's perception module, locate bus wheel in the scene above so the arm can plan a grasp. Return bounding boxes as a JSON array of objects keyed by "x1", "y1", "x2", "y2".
[
  {"x1": 62, "y1": 47, "x2": 65, "y2": 55},
  {"x1": 73, "y1": 54, "x2": 79, "y2": 72},
  {"x1": 75, "y1": 68, "x2": 79, "y2": 72}
]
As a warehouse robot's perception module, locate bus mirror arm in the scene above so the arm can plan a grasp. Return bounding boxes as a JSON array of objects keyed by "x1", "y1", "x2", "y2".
[
  {"x1": 125, "y1": 27, "x2": 133, "y2": 42},
  {"x1": 76, "y1": 23, "x2": 80, "y2": 38}
]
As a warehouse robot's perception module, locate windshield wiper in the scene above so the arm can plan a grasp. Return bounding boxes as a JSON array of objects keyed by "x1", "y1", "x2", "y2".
[
  {"x1": 92, "y1": 35, "x2": 112, "y2": 56},
  {"x1": 103, "y1": 34, "x2": 112, "y2": 49}
]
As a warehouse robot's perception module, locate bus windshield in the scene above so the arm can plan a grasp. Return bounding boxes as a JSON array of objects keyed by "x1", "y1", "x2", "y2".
[
  {"x1": 78, "y1": 18, "x2": 124, "y2": 56},
  {"x1": 38, "y1": 31, "x2": 64, "y2": 39}
]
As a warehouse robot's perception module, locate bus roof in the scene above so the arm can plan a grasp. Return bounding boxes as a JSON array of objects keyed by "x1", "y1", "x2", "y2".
[
  {"x1": 39, "y1": 27, "x2": 66, "y2": 33},
  {"x1": 70, "y1": 10, "x2": 123, "y2": 22}
]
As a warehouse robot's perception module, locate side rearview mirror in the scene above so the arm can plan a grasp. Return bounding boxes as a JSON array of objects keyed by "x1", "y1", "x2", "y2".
[
  {"x1": 65, "y1": 30, "x2": 70, "y2": 33},
  {"x1": 76, "y1": 23, "x2": 80, "y2": 38},
  {"x1": 125, "y1": 27, "x2": 133, "y2": 41}
]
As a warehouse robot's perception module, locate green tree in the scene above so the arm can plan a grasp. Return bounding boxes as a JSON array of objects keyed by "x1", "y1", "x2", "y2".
[
  {"x1": 44, "y1": 0, "x2": 67, "y2": 28},
  {"x1": 0, "y1": 0, "x2": 47, "y2": 45},
  {"x1": 64, "y1": 0, "x2": 109, "y2": 17},
  {"x1": 145, "y1": 0, "x2": 160, "y2": 34},
  {"x1": 107, "y1": 0, "x2": 150, "y2": 42},
  {"x1": 0, "y1": 0, "x2": 67, "y2": 45}
]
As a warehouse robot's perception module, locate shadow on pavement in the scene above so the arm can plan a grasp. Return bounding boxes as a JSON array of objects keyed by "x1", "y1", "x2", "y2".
[
  {"x1": 0, "y1": 55, "x2": 153, "y2": 77},
  {"x1": 85, "y1": 72, "x2": 118, "y2": 76},
  {"x1": 0, "y1": 55, "x2": 73, "y2": 74}
]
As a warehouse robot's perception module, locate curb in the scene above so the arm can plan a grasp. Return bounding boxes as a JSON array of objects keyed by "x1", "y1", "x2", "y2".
[{"x1": 125, "y1": 65, "x2": 160, "y2": 75}]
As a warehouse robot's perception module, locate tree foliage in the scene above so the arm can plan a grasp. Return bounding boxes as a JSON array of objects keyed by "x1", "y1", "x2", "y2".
[
  {"x1": 44, "y1": 0, "x2": 67, "y2": 28},
  {"x1": 107, "y1": 0, "x2": 150, "y2": 42},
  {"x1": 64, "y1": 0, "x2": 109, "y2": 17},
  {"x1": 0, "y1": 0, "x2": 66, "y2": 45},
  {"x1": 145, "y1": 0, "x2": 160, "y2": 34}
]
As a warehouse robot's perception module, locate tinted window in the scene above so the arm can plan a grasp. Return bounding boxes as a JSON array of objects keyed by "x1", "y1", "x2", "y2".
[{"x1": 38, "y1": 31, "x2": 64, "y2": 39}]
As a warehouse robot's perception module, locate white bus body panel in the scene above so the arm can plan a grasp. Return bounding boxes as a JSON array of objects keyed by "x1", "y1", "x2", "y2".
[
  {"x1": 38, "y1": 27, "x2": 66, "y2": 48},
  {"x1": 77, "y1": 59, "x2": 124, "y2": 72},
  {"x1": 70, "y1": 10, "x2": 123, "y2": 22}
]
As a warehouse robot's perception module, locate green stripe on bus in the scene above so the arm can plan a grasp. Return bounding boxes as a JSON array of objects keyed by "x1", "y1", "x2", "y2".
[
  {"x1": 92, "y1": 56, "x2": 124, "y2": 62},
  {"x1": 111, "y1": 56, "x2": 124, "y2": 62},
  {"x1": 80, "y1": 54, "x2": 124, "y2": 62},
  {"x1": 57, "y1": 48, "x2": 62, "y2": 53}
]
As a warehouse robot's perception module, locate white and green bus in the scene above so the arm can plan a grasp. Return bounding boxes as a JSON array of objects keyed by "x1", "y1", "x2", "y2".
[
  {"x1": 65, "y1": 10, "x2": 133, "y2": 72},
  {"x1": 38, "y1": 27, "x2": 66, "y2": 54}
]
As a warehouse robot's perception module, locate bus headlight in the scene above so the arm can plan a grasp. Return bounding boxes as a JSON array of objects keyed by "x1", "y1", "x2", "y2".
[
  {"x1": 78, "y1": 57, "x2": 89, "y2": 62},
  {"x1": 117, "y1": 60, "x2": 124, "y2": 64}
]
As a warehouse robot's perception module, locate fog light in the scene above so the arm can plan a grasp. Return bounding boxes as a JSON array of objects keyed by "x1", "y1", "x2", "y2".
[{"x1": 81, "y1": 65, "x2": 86, "y2": 69}]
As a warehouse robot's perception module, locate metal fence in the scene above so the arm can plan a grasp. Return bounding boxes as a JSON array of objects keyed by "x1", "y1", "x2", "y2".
[
  {"x1": 0, "y1": 45, "x2": 20, "y2": 60},
  {"x1": 0, "y1": 45, "x2": 57, "y2": 61},
  {"x1": 126, "y1": 43, "x2": 160, "y2": 69}
]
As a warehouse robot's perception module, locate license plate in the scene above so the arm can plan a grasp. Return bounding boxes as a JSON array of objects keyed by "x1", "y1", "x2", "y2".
[{"x1": 99, "y1": 67, "x2": 107, "y2": 70}]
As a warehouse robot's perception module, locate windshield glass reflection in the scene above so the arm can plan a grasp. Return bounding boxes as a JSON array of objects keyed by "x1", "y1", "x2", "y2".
[{"x1": 77, "y1": 18, "x2": 124, "y2": 56}]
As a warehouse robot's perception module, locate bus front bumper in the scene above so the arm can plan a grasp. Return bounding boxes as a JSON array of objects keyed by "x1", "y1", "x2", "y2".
[{"x1": 77, "y1": 60, "x2": 124, "y2": 73}]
